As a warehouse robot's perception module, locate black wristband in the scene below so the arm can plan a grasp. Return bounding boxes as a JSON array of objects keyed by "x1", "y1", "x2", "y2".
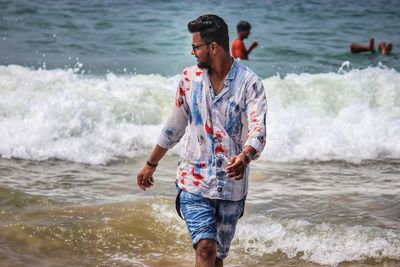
[{"x1": 146, "y1": 161, "x2": 158, "y2": 168}]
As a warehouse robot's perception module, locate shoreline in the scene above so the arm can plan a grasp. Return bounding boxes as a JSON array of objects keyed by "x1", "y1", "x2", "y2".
[{"x1": 1, "y1": 157, "x2": 399, "y2": 266}]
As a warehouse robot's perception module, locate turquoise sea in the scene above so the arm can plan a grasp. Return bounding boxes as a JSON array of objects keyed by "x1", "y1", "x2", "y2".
[{"x1": 0, "y1": 0, "x2": 399, "y2": 266}]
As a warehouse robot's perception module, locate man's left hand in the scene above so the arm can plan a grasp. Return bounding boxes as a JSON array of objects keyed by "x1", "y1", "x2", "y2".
[{"x1": 226, "y1": 153, "x2": 248, "y2": 180}]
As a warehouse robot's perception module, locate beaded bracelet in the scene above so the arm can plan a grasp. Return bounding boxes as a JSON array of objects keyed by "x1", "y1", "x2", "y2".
[{"x1": 146, "y1": 160, "x2": 158, "y2": 168}]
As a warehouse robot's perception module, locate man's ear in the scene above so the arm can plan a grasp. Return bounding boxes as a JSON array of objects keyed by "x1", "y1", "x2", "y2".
[{"x1": 210, "y1": 42, "x2": 218, "y2": 54}]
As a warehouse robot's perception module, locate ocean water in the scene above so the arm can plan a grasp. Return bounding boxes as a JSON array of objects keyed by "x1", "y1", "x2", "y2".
[
  {"x1": 1, "y1": 0, "x2": 400, "y2": 266},
  {"x1": 1, "y1": 0, "x2": 399, "y2": 76}
]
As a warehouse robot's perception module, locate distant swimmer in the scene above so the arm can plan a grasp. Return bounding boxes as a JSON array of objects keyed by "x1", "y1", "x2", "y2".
[
  {"x1": 350, "y1": 38, "x2": 393, "y2": 55},
  {"x1": 231, "y1": 20, "x2": 258, "y2": 60}
]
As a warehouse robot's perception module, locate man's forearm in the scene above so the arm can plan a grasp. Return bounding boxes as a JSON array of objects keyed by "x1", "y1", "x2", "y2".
[
  {"x1": 247, "y1": 45, "x2": 256, "y2": 55},
  {"x1": 147, "y1": 144, "x2": 169, "y2": 165}
]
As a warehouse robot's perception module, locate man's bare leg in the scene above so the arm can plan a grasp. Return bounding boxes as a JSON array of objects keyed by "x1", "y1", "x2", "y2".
[
  {"x1": 351, "y1": 38, "x2": 375, "y2": 53},
  {"x1": 369, "y1": 37, "x2": 375, "y2": 52},
  {"x1": 215, "y1": 257, "x2": 223, "y2": 267},
  {"x1": 195, "y1": 239, "x2": 217, "y2": 267}
]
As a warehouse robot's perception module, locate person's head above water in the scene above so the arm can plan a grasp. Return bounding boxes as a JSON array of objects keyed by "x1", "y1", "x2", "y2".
[
  {"x1": 236, "y1": 21, "x2": 251, "y2": 39},
  {"x1": 378, "y1": 42, "x2": 393, "y2": 55},
  {"x1": 187, "y1": 14, "x2": 230, "y2": 53}
]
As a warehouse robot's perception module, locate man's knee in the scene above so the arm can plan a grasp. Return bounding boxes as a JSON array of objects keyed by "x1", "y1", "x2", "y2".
[{"x1": 195, "y1": 239, "x2": 217, "y2": 259}]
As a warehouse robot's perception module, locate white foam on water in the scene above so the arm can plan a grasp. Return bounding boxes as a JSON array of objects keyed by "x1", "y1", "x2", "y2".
[
  {"x1": 143, "y1": 202, "x2": 400, "y2": 266},
  {"x1": 264, "y1": 64, "x2": 400, "y2": 162},
  {"x1": 0, "y1": 64, "x2": 399, "y2": 164},
  {"x1": 235, "y1": 215, "x2": 400, "y2": 266},
  {"x1": 151, "y1": 202, "x2": 188, "y2": 241},
  {"x1": 0, "y1": 65, "x2": 179, "y2": 164}
]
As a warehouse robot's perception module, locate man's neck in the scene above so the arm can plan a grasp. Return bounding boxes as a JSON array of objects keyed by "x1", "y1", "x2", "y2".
[
  {"x1": 237, "y1": 33, "x2": 247, "y2": 41},
  {"x1": 209, "y1": 53, "x2": 233, "y2": 81},
  {"x1": 208, "y1": 53, "x2": 233, "y2": 95}
]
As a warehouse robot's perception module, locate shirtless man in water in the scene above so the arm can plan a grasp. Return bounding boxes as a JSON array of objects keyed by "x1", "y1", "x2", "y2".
[
  {"x1": 231, "y1": 21, "x2": 258, "y2": 60},
  {"x1": 351, "y1": 37, "x2": 393, "y2": 55}
]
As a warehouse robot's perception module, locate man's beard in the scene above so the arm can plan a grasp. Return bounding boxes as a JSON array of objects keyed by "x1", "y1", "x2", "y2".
[
  {"x1": 196, "y1": 55, "x2": 211, "y2": 69},
  {"x1": 197, "y1": 61, "x2": 210, "y2": 69}
]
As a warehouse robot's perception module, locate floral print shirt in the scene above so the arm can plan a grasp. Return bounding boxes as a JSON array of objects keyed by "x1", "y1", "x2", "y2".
[{"x1": 157, "y1": 60, "x2": 267, "y2": 201}]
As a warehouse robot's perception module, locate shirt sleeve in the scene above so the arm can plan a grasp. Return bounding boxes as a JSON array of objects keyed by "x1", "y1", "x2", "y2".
[
  {"x1": 157, "y1": 78, "x2": 189, "y2": 149},
  {"x1": 244, "y1": 78, "x2": 267, "y2": 157}
]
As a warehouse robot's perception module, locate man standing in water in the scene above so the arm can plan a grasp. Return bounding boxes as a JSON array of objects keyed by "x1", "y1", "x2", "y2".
[
  {"x1": 136, "y1": 14, "x2": 267, "y2": 267},
  {"x1": 231, "y1": 21, "x2": 259, "y2": 60}
]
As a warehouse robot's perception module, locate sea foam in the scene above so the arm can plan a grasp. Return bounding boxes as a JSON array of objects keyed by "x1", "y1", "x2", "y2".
[
  {"x1": 235, "y1": 215, "x2": 400, "y2": 266},
  {"x1": 0, "y1": 65, "x2": 178, "y2": 164},
  {"x1": 264, "y1": 65, "x2": 400, "y2": 162},
  {"x1": 0, "y1": 64, "x2": 399, "y2": 164},
  {"x1": 151, "y1": 202, "x2": 400, "y2": 266}
]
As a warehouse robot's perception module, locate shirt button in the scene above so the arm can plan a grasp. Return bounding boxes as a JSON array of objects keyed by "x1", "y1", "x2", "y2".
[
  {"x1": 217, "y1": 187, "x2": 222, "y2": 192},
  {"x1": 216, "y1": 159, "x2": 222, "y2": 167}
]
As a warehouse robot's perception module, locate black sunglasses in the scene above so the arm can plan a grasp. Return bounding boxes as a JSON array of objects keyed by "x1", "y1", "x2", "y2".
[{"x1": 192, "y1": 43, "x2": 211, "y2": 51}]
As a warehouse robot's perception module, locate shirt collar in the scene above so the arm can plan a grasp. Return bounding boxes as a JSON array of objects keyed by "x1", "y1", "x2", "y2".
[{"x1": 226, "y1": 59, "x2": 238, "y2": 81}]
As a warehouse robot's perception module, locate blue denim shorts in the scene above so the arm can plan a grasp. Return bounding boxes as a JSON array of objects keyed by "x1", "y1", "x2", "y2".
[{"x1": 178, "y1": 188, "x2": 245, "y2": 259}]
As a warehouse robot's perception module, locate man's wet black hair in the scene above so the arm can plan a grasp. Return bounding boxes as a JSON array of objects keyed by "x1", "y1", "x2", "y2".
[
  {"x1": 187, "y1": 14, "x2": 229, "y2": 52},
  {"x1": 237, "y1": 21, "x2": 251, "y2": 32}
]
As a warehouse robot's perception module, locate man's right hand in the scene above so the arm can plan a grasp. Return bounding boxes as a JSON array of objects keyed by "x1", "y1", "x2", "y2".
[
  {"x1": 250, "y1": 41, "x2": 258, "y2": 49},
  {"x1": 135, "y1": 145, "x2": 168, "y2": 191},
  {"x1": 136, "y1": 165, "x2": 156, "y2": 191}
]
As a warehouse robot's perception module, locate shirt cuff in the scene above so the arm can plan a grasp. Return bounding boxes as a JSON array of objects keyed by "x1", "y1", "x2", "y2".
[{"x1": 244, "y1": 138, "x2": 265, "y2": 158}]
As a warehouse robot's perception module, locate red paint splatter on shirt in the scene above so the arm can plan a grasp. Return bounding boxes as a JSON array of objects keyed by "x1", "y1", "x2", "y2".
[
  {"x1": 176, "y1": 98, "x2": 183, "y2": 107},
  {"x1": 191, "y1": 167, "x2": 204, "y2": 180},
  {"x1": 178, "y1": 86, "x2": 185, "y2": 96},
  {"x1": 205, "y1": 120, "x2": 213, "y2": 135},
  {"x1": 215, "y1": 144, "x2": 225, "y2": 154},
  {"x1": 215, "y1": 130, "x2": 224, "y2": 139}
]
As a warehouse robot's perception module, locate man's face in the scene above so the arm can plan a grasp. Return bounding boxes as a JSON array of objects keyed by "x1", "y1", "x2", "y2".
[
  {"x1": 240, "y1": 30, "x2": 250, "y2": 39},
  {"x1": 191, "y1": 32, "x2": 212, "y2": 69}
]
